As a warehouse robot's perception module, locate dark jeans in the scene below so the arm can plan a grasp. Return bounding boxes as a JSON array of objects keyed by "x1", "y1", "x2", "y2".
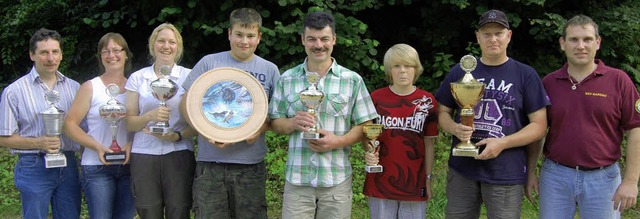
[
  {"x1": 445, "y1": 167, "x2": 523, "y2": 219},
  {"x1": 193, "y1": 161, "x2": 267, "y2": 219},
  {"x1": 130, "y1": 150, "x2": 195, "y2": 219}
]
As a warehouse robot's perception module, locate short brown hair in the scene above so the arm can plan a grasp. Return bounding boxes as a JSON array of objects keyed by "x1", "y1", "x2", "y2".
[
  {"x1": 230, "y1": 8, "x2": 262, "y2": 30},
  {"x1": 30, "y1": 28, "x2": 62, "y2": 54},
  {"x1": 97, "y1": 32, "x2": 133, "y2": 74},
  {"x1": 562, "y1": 15, "x2": 599, "y2": 39}
]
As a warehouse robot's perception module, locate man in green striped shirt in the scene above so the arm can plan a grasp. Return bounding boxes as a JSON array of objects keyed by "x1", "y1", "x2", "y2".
[{"x1": 269, "y1": 11, "x2": 378, "y2": 218}]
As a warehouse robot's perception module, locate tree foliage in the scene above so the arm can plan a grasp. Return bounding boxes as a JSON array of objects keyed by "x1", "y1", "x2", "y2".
[
  {"x1": 1, "y1": 0, "x2": 639, "y2": 91},
  {"x1": 1, "y1": 0, "x2": 640, "y2": 216}
]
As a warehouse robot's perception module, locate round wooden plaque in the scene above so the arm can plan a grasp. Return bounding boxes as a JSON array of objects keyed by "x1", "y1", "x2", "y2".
[{"x1": 185, "y1": 67, "x2": 268, "y2": 143}]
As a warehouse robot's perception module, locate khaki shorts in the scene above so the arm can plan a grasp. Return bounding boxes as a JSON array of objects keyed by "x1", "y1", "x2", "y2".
[{"x1": 282, "y1": 177, "x2": 353, "y2": 219}]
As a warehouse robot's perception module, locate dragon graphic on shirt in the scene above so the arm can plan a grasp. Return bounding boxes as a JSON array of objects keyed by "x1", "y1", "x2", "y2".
[{"x1": 380, "y1": 95, "x2": 434, "y2": 133}]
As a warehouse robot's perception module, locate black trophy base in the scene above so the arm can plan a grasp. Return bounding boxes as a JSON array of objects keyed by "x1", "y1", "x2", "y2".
[
  {"x1": 151, "y1": 126, "x2": 171, "y2": 135},
  {"x1": 365, "y1": 165, "x2": 383, "y2": 173},
  {"x1": 104, "y1": 152, "x2": 126, "y2": 162},
  {"x1": 45, "y1": 154, "x2": 67, "y2": 168}
]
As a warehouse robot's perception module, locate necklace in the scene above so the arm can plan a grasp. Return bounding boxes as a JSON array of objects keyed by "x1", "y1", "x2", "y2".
[
  {"x1": 567, "y1": 65, "x2": 597, "y2": 90},
  {"x1": 568, "y1": 75, "x2": 579, "y2": 90},
  {"x1": 567, "y1": 72, "x2": 593, "y2": 91}
]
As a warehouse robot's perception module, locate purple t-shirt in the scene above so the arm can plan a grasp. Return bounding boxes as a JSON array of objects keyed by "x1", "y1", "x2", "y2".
[
  {"x1": 542, "y1": 60, "x2": 640, "y2": 168},
  {"x1": 435, "y1": 58, "x2": 550, "y2": 184}
]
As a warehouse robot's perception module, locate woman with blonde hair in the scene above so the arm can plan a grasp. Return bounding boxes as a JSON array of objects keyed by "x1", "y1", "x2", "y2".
[{"x1": 125, "y1": 23, "x2": 196, "y2": 218}]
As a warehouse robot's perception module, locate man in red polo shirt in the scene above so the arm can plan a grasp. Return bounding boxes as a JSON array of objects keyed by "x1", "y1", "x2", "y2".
[{"x1": 537, "y1": 15, "x2": 640, "y2": 218}]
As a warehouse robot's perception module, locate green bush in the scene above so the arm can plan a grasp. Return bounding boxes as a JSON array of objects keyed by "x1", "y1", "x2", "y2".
[{"x1": 0, "y1": 149, "x2": 20, "y2": 217}]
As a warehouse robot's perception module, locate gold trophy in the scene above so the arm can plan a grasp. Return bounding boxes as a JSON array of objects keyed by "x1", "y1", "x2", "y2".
[
  {"x1": 450, "y1": 55, "x2": 485, "y2": 157},
  {"x1": 363, "y1": 123, "x2": 384, "y2": 173},
  {"x1": 299, "y1": 72, "x2": 325, "y2": 139}
]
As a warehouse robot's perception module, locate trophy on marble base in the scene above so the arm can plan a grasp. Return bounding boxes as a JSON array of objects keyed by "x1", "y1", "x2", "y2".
[
  {"x1": 150, "y1": 65, "x2": 178, "y2": 135},
  {"x1": 99, "y1": 84, "x2": 127, "y2": 162},
  {"x1": 363, "y1": 123, "x2": 384, "y2": 173},
  {"x1": 450, "y1": 55, "x2": 486, "y2": 157},
  {"x1": 299, "y1": 72, "x2": 325, "y2": 139},
  {"x1": 41, "y1": 90, "x2": 67, "y2": 168}
]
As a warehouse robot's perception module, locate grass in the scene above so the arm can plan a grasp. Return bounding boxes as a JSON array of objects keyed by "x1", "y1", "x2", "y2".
[{"x1": 1, "y1": 132, "x2": 639, "y2": 218}]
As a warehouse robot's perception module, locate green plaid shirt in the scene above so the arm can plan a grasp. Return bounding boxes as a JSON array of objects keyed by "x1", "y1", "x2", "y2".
[{"x1": 268, "y1": 58, "x2": 378, "y2": 187}]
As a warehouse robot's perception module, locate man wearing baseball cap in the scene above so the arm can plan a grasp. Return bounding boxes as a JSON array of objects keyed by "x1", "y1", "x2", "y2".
[
  {"x1": 435, "y1": 9, "x2": 549, "y2": 218},
  {"x1": 478, "y1": 9, "x2": 510, "y2": 29}
]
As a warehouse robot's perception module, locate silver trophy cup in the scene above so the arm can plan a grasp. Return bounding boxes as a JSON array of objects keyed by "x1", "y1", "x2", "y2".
[
  {"x1": 99, "y1": 84, "x2": 127, "y2": 162},
  {"x1": 40, "y1": 90, "x2": 67, "y2": 168},
  {"x1": 299, "y1": 72, "x2": 325, "y2": 139},
  {"x1": 150, "y1": 65, "x2": 178, "y2": 135}
]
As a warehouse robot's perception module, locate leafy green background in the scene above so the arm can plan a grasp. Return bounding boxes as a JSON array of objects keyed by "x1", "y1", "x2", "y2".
[{"x1": 1, "y1": 0, "x2": 640, "y2": 218}]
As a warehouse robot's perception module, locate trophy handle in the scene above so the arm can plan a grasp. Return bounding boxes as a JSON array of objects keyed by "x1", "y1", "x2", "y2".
[{"x1": 368, "y1": 140, "x2": 380, "y2": 154}]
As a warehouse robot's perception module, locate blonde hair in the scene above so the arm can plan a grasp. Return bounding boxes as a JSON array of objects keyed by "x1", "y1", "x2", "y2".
[
  {"x1": 148, "y1": 23, "x2": 184, "y2": 63},
  {"x1": 383, "y1": 43, "x2": 424, "y2": 84}
]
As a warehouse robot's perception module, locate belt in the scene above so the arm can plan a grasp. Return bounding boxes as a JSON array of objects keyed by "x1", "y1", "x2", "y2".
[
  {"x1": 17, "y1": 152, "x2": 46, "y2": 156},
  {"x1": 556, "y1": 162, "x2": 611, "y2": 171},
  {"x1": 17, "y1": 151, "x2": 73, "y2": 157},
  {"x1": 200, "y1": 161, "x2": 263, "y2": 167}
]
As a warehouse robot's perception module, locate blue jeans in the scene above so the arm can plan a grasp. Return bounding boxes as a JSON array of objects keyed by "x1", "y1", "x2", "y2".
[
  {"x1": 82, "y1": 164, "x2": 135, "y2": 219},
  {"x1": 14, "y1": 152, "x2": 81, "y2": 219},
  {"x1": 539, "y1": 158, "x2": 621, "y2": 219}
]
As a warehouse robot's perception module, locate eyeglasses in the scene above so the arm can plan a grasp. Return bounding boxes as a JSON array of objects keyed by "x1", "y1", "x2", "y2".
[{"x1": 100, "y1": 48, "x2": 124, "y2": 56}]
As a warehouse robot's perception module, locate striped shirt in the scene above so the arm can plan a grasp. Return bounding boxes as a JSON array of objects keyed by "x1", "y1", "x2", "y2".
[
  {"x1": 268, "y1": 58, "x2": 378, "y2": 187},
  {"x1": 0, "y1": 67, "x2": 81, "y2": 153}
]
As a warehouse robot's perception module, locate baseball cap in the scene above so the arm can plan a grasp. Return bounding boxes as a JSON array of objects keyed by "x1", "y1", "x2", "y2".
[{"x1": 478, "y1": 9, "x2": 510, "y2": 29}]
